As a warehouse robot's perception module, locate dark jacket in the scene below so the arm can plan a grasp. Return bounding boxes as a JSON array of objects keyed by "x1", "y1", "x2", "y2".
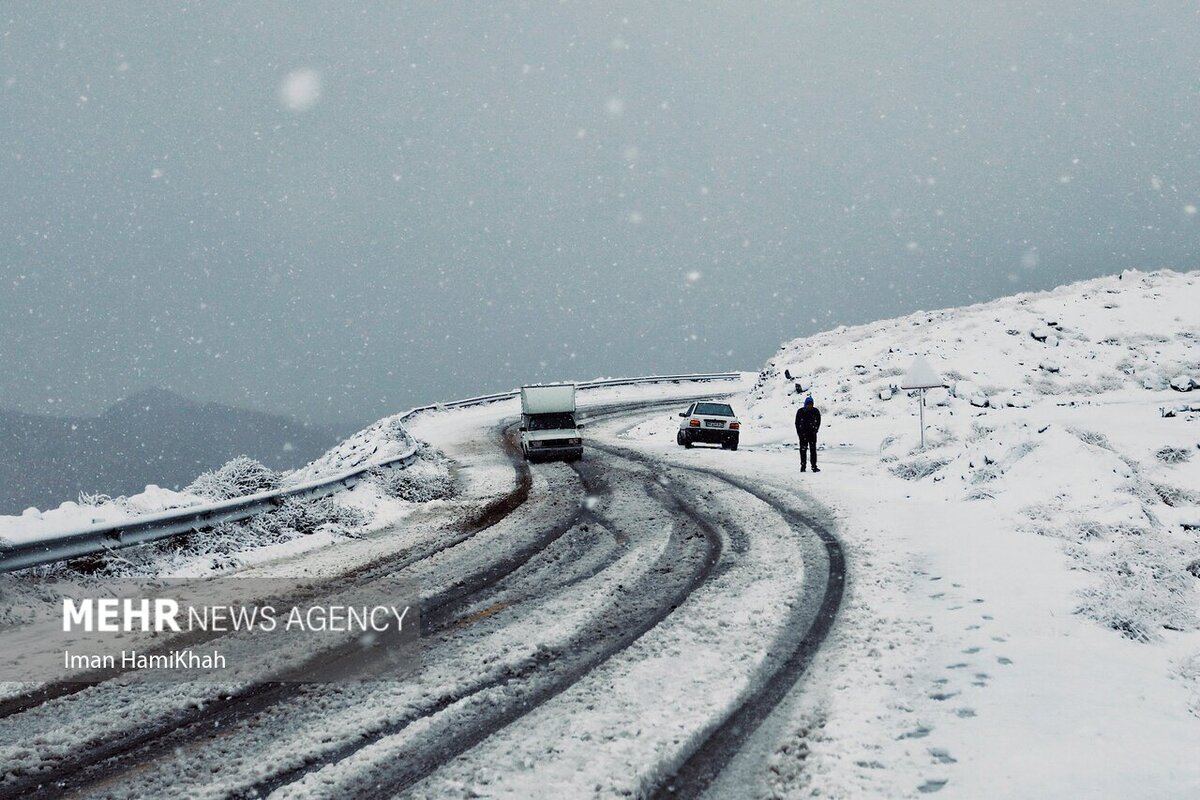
[{"x1": 795, "y1": 405, "x2": 821, "y2": 438}]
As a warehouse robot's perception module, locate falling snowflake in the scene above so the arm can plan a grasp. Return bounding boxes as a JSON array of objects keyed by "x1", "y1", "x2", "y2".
[{"x1": 279, "y1": 68, "x2": 322, "y2": 112}]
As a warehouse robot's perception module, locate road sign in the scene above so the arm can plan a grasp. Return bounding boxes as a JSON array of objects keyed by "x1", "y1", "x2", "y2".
[
  {"x1": 901, "y1": 356, "x2": 943, "y2": 390},
  {"x1": 900, "y1": 356, "x2": 943, "y2": 447}
]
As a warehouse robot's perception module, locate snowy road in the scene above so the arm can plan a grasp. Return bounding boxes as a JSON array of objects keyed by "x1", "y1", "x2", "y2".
[{"x1": 0, "y1": 393, "x2": 842, "y2": 800}]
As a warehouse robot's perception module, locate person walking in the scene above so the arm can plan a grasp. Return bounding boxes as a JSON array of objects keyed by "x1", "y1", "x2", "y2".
[{"x1": 795, "y1": 395, "x2": 821, "y2": 472}]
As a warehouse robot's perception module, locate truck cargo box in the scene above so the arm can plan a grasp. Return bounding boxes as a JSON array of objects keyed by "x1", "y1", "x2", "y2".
[{"x1": 520, "y1": 384, "x2": 576, "y2": 415}]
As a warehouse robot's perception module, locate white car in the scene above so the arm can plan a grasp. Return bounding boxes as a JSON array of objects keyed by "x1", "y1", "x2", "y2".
[{"x1": 676, "y1": 401, "x2": 740, "y2": 450}]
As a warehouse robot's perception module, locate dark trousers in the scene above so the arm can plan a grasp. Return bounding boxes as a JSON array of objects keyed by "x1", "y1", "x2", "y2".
[{"x1": 799, "y1": 434, "x2": 817, "y2": 469}]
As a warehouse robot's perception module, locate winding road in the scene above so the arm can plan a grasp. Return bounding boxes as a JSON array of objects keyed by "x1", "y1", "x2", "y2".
[{"x1": 0, "y1": 395, "x2": 843, "y2": 800}]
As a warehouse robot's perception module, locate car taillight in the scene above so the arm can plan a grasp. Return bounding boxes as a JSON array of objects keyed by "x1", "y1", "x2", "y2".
[
  {"x1": 730, "y1": 422, "x2": 740, "y2": 430},
  {"x1": 689, "y1": 419, "x2": 700, "y2": 427}
]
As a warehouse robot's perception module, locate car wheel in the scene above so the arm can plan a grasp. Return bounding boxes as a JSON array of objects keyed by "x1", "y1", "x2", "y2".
[
  {"x1": 728, "y1": 439, "x2": 739, "y2": 451},
  {"x1": 683, "y1": 433, "x2": 693, "y2": 449},
  {"x1": 676, "y1": 431, "x2": 685, "y2": 447}
]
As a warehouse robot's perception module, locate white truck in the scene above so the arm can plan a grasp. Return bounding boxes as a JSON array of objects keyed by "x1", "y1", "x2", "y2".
[{"x1": 519, "y1": 384, "x2": 583, "y2": 462}]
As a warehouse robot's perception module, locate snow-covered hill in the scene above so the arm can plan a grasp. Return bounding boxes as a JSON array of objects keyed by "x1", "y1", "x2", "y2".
[
  {"x1": 748, "y1": 268, "x2": 1198, "y2": 423},
  {"x1": 710, "y1": 269, "x2": 1200, "y2": 797},
  {"x1": 744, "y1": 269, "x2": 1200, "y2": 641}
]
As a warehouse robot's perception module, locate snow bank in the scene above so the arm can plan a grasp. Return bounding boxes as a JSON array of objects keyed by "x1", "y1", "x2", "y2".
[
  {"x1": 748, "y1": 270, "x2": 1200, "y2": 643},
  {"x1": 0, "y1": 485, "x2": 210, "y2": 547},
  {"x1": 725, "y1": 269, "x2": 1200, "y2": 796}
]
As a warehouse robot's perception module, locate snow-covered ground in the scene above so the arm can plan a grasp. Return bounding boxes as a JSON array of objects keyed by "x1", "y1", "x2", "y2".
[
  {"x1": 2, "y1": 272, "x2": 1197, "y2": 798},
  {"x1": 621, "y1": 269, "x2": 1200, "y2": 798}
]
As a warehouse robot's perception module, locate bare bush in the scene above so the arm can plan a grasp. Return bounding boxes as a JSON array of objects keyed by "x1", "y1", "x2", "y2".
[
  {"x1": 372, "y1": 445, "x2": 458, "y2": 503},
  {"x1": 1153, "y1": 483, "x2": 1200, "y2": 507},
  {"x1": 246, "y1": 496, "x2": 369, "y2": 538},
  {"x1": 1155, "y1": 446, "x2": 1192, "y2": 465},
  {"x1": 1073, "y1": 519, "x2": 1150, "y2": 540},
  {"x1": 1075, "y1": 538, "x2": 1199, "y2": 642},
  {"x1": 890, "y1": 457, "x2": 950, "y2": 481},
  {"x1": 1070, "y1": 428, "x2": 1114, "y2": 450},
  {"x1": 1065, "y1": 375, "x2": 1127, "y2": 394},
  {"x1": 185, "y1": 457, "x2": 281, "y2": 501},
  {"x1": 77, "y1": 491, "x2": 112, "y2": 507},
  {"x1": 967, "y1": 423, "x2": 995, "y2": 442}
]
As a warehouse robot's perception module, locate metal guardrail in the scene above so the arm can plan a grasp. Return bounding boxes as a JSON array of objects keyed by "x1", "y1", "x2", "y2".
[{"x1": 0, "y1": 372, "x2": 743, "y2": 572}]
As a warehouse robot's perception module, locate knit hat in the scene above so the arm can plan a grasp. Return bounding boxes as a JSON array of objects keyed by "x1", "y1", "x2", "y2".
[{"x1": 804, "y1": 396, "x2": 814, "y2": 406}]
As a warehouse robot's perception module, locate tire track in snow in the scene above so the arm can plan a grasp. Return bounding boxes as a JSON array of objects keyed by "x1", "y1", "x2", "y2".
[
  {"x1": 0, "y1": 398, "x2": 724, "y2": 796},
  {"x1": 639, "y1": 464, "x2": 845, "y2": 799},
  {"x1": 0, "y1": 424, "x2": 546, "y2": 800},
  {"x1": 0, "y1": 425, "x2": 532, "y2": 725},
  {"x1": 4, "y1": 400, "x2": 701, "y2": 800},
  {"x1": 263, "y1": 444, "x2": 724, "y2": 799}
]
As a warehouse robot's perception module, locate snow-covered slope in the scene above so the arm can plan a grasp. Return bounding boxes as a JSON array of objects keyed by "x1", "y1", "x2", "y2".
[
  {"x1": 743, "y1": 268, "x2": 1199, "y2": 640},
  {"x1": 709, "y1": 269, "x2": 1200, "y2": 798},
  {"x1": 748, "y1": 268, "x2": 1198, "y2": 424}
]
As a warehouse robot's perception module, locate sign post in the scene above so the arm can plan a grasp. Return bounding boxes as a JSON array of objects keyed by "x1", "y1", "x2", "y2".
[{"x1": 900, "y1": 356, "x2": 943, "y2": 449}]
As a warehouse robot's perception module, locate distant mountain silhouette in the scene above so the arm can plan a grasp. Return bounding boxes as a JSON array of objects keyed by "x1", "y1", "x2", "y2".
[{"x1": 0, "y1": 390, "x2": 339, "y2": 514}]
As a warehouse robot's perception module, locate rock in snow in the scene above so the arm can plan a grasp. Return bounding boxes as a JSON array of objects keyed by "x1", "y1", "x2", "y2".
[{"x1": 1169, "y1": 374, "x2": 1196, "y2": 392}]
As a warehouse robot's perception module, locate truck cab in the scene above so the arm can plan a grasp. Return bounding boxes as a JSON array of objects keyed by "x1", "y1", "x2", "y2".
[{"x1": 519, "y1": 384, "x2": 583, "y2": 462}]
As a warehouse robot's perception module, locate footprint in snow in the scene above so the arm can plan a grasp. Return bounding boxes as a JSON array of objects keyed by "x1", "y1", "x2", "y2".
[
  {"x1": 997, "y1": 656, "x2": 1013, "y2": 665},
  {"x1": 930, "y1": 592, "x2": 945, "y2": 600},
  {"x1": 962, "y1": 646, "x2": 982, "y2": 654},
  {"x1": 929, "y1": 748, "x2": 957, "y2": 765},
  {"x1": 955, "y1": 707, "x2": 977, "y2": 718},
  {"x1": 900, "y1": 725, "x2": 933, "y2": 740},
  {"x1": 929, "y1": 691, "x2": 959, "y2": 701},
  {"x1": 946, "y1": 662, "x2": 969, "y2": 670},
  {"x1": 918, "y1": 778, "x2": 949, "y2": 793}
]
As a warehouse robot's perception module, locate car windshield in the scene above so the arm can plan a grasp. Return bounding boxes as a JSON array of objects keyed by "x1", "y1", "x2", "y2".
[
  {"x1": 693, "y1": 403, "x2": 734, "y2": 417},
  {"x1": 528, "y1": 413, "x2": 575, "y2": 431}
]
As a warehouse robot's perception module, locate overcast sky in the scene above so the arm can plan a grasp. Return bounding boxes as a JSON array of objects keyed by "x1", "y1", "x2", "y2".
[{"x1": 2, "y1": 2, "x2": 1197, "y2": 428}]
